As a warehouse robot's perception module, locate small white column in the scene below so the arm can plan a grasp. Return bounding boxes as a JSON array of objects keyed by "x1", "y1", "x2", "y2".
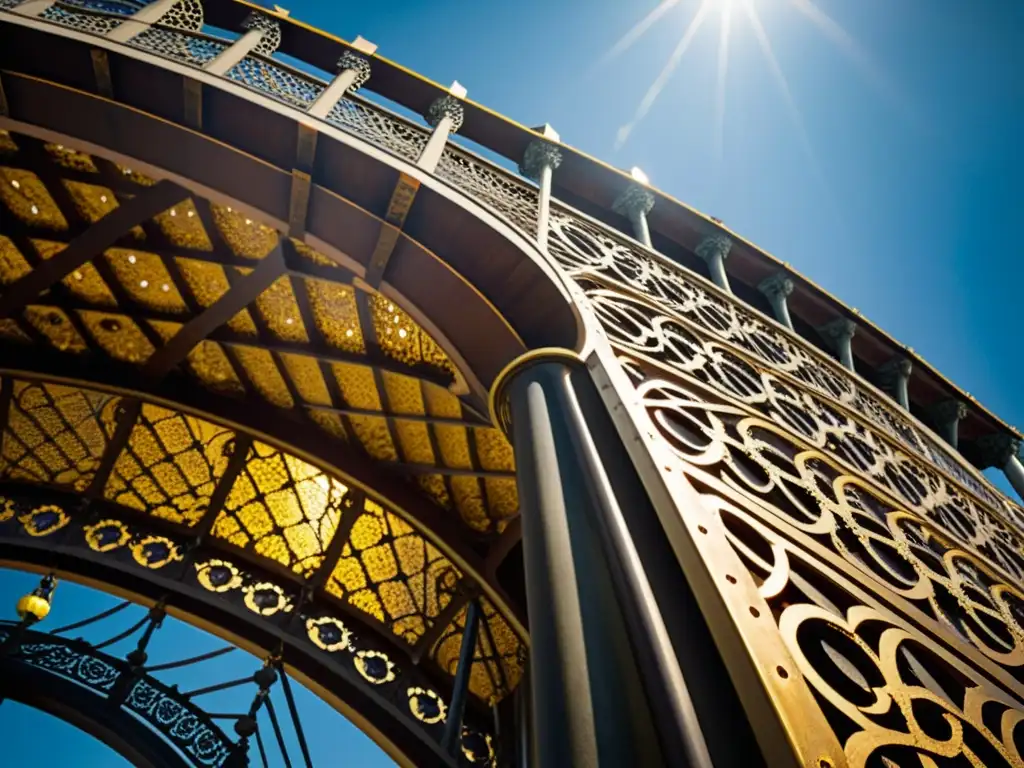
[
  {"x1": 519, "y1": 125, "x2": 562, "y2": 251},
  {"x1": 973, "y1": 433, "x2": 1024, "y2": 503},
  {"x1": 612, "y1": 167, "x2": 655, "y2": 248},
  {"x1": 877, "y1": 356, "x2": 912, "y2": 410},
  {"x1": 928, "y1": 399, "x2": 968, "y2": 449},
  {"x1": 107, "y1": 0, "x2": 191, "y2": 44},
  {"x1": 696, "y1": 234, "x2": 733, "y2": 293},
  {"x1": 818, "y1": 317, "x2": 857, "y2": 372},
  {"x1": 308, "y1": 37, "x2": 376, "y2": 119},
  {"x1": 757, "y1": 273, "x2": 794, "y2": 329},
  {"x1": 205, "y1": 11, "x2": 282, "y2": 76},
  {"x1": 418, "y1": 82, "x2": 466, "y2": 173}
]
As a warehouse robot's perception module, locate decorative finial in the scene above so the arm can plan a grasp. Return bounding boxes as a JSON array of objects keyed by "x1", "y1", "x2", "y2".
[
  {"x1": 696, "y1": 234, "x2": 732, "y2": 264},
  {"x1": 758, "y1": 273, "x2": 793, "y2": 301},
  {"x1": 336, "y1": 51, "x2": 372, "y2": 90},
  {"x1": 519, "y1": 140, "x2": 562, "y2": 181},
  {"x1": 426, "y1": 95, "x2": 465, "y2": 133}
]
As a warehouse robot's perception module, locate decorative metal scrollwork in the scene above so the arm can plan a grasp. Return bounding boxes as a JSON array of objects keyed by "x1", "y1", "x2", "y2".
[
  {"x1": 129, "y1": 26, "x2": 227, "y2": 68},
  {"x1": 546, "y1": 203, "x2": 1017, "y2": 519},
  {"x1": 227, "y1": 56, "x2": 326, "y2": 110},
  {"x1": 326, "y1": 96, "x2": 430, "y2": 163},
  {"x1": 434, "y1": 148, "x2": 540, "y2": 237}
]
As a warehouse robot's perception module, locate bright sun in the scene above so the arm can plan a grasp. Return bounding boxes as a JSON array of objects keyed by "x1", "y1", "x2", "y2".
[{"x1": 606, "y1": 0, "x2": 899, "y2": 169}]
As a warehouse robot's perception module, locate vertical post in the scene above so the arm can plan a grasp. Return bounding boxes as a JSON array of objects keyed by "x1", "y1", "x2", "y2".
[
  {"x1": 973, "y1": 433, "x2": 1024, "y2": 502},
  {"x1": 106, "y1": 0, "x2": 187, "y2": 44},
  {"x1": 440, "y1": 599, "x2": 481, "y2": 756},
  {"x1": 757, "y1": 272, "x2": 794, "y2": 329},
  {"x1": 928, "y1": 399, "x2": 968, "y2": 449},
  {"x1": 308, "y1": 37, "x2": 376, "y2": 119},
  {"x1": 696, "y1": 234, "x2": 733, "y2": 293},
  {"x1": 495, "y1": 352, "x2": 710, "y2": 767},
  {"x1": 613, "y1": 168, "x2": 655, "y2": 248},
  {"x1": 418, "y1": 83, "x2": 466, "y2": 173},
  {"x1": 877, "y1": 356, "x2": 912, "y2": 410},
  {"x1": 817, "y1": 317, "x2": 857, "y2": 371},
  {"x1": 205, "y1": 11, "x2": 282, "y2": 76},
  {"x1": 519, "y1": 125, "x2": 562, "y2": 251}
]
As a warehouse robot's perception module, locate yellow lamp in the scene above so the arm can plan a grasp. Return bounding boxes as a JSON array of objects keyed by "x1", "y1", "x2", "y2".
[{"x1": 16, "y1": 593, "x2": 51, "y2": 622}]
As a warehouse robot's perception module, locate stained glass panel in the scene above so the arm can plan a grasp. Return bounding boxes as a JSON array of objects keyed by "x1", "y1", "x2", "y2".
[
  {"x1": 213, "y1": 441, "x2": 348, "y2": 576},
  {"x1": 103, "y1": 404, "x2": 236, "y2": 526},
  {"x1": 0, "y1": 380, "x2": 118, "y2": 492}
]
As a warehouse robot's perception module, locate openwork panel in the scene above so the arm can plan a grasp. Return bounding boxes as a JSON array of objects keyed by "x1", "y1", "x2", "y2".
[
  {"x1": 588, "y1": 288, "x2": 1024, "y2": 583},
  {"x1": 549, "y1": 205, "x2": 1010, "y2": 514},
  {"x1": 129, "y1": 27, "x2": 227, "y2": 68},
  {"x1": 326, "y1": 97, "x2": 430, "y2": 163},
  {"x1": 40, "y1": 3, "x2": 125, "y2": 36},
  {"x1": 434, "y1": 149, "x2": 540, "y2": 236},
  {"x1": 326, "y1": 498, "x2": 461, "y2": 645},
  {"x1": 708, "y1": 489, "x2": 1024, "y2": 767},
  {"x1": 226, "y1": 55, "x2": 326, "y2": 110},
  {"x1": 103, "y1": 404, "x2": 236, "y2": 526},
  {"x1": 0, "y1": 379, "x2": 119, "y2": 492},
  {"x1": 213, "y1": 440, "x2": 348, "y2": 576}
]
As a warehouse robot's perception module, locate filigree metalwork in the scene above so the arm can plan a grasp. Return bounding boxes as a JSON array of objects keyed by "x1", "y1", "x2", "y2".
[
  {"x1": 157, "y1": 0, "x2": 202, "y2": 32},
  {"x1": 547, "y1": 204, "x2": 1017, "y2": 517},
  {"x1": 126, "y1": 679, "x2": 232, "y2": 766},
  {"x1": 590, "y1": 292, "x2": 1024, "y2": 581},
  {"x1": 241, "y1": 11, "x2": 282, "y2": 57},
  {"x1": 426, "y1": 95, "x2": 464, "y2": 133},
  {"x1": 434, "y1": 148, "x2": 540, "y2": 236},
  {"x1": 227, "y1": 56, "x2": 326, "y2": 110},
  {"x1": 128, "y1": 27, "x2": 227, "y2": 68},
  {"x1": 326, "y1": 96, "x2": 430, "y2": 163},
  {"x1": 40, "y1": 3, "x2": 126, "y2": 35},
  {"x1": 337, "y1": 51, "x2": 372, "y2": 91}
]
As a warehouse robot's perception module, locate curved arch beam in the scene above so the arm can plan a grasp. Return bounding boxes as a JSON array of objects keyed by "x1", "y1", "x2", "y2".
[
  {"x1": 0, "y1": 658, "x2": 196, "y2": 768},
  {"x1": 0, "y1": 12, "x2": 584, "y2": 393}
]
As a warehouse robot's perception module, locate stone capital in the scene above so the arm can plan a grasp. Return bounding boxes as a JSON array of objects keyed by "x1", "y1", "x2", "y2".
[
  {"x1": 242, "y1": 11, "x2": 282, "y2": 56},
  {"x1": 426, "y1": 95, "x2": 465, "y2": 133},
  {"x1": 612, "y1": 184, "x2": 655, "y2": 220},
  {"x1": 877, "y1": 355, "x2": 912, "y2": 383},
  {"x1": 972, "y1": 433, "x2": 1022, "y2": 469},
  {"x1": 817, "y1": 317, "x2": 857, "y2": 344},
  {"x1": 519, "y1": 140, "x2": 562, "y2": 181},
  {"x1": 758, "y1": 272, "x2": 794, "y2": 302},
  {"x1": 696, "y1": 234, "x2": 732, "y2": 265},
  {"x1": 336, "y1": 51, "x2": 372, "y2": 90},
  {"x1": 928, "y1": 398, "x2": 969, "y2": 425}
]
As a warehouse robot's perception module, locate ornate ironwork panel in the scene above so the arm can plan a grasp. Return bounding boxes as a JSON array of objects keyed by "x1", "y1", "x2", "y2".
[
  {"x1": 226, "y1": 55, "x2": 326, "y2": 110},
  {"x1": 326, "y1": 96, "x2": 430, "y2": 164},
  {"x1": 128, "y1": 26, "x2": 228, "y2": 68}
]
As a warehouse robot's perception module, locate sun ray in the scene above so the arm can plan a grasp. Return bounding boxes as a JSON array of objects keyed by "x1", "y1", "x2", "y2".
[
  {"x1": 789, "y1": 0, "x2": 914, "y2": 122},
  {"x1": 742, "y1": 0, "x2": 845, "y2": 227},
  {"x1": 615, "y1": 0, "x2": 713, "y2": 150},
  {"x1": 599, "y1": 0, "x2": 685, "y2": 67},
  {"x1": 714, "y1": 3, "x2": 734, "y2": 163}
]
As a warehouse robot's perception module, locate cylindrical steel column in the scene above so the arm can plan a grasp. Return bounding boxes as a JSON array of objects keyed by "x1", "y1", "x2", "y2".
[{"x1": 496, "y1": 351, "x2": 712, "y2": 767}]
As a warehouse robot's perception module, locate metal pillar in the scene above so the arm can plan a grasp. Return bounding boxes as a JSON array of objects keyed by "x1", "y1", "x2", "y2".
[
  {"x1": 696, "y1": 234, "x2": 732, "y2": 293},
  {"x1": 520, "y1": 126, "x2": 562, "y2": 252},
  {"x1": 308, "y1": 38, "x2": 377, "y2": 119},
  {"x1": 972, "y1": 432, "x2": 1024, "y2": 503},
  {"x1": 419, "y1": 85, "x2": 465, "y2": 173},
  {"x1": 758, "y1": 272, "x2": 794, "y2": 329},
  {"x1": 929, "y1": 399, "x2": 968, "y2": 449},
  {"x1": 817, "y1": 317, "x2": 857, "y2": 372},
  {"x1": 205, "y1": 13, "x2": 281, "y2": 77},
  {"x1": 495, "y1": 351, "x2": 715, "y2": 768},
  {"x1": 877, "y1": 355, "x2": 912, "y2": 410},
  {"x1": 613, "y1": 180, "x2": 655, "y2": 249},
  {"x1": 440, "y1": 599, "x2": 481, "y2": 756}
]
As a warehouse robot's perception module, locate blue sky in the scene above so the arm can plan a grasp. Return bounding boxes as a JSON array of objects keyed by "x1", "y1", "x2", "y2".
[{"x1": 3, "y1": 0, "x2": 1024, "y2": 763}]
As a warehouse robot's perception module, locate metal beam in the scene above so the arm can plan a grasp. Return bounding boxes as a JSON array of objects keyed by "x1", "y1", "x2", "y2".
[
  {"x1": 142, "y1": 243, "x2": 286, "y2": 379},
  {"x1": 0, "y1": 180, "x2": 188, "y2": 318},
  {"x1": 363, "y1": 174, "x2": 420, "y2": 288},
  {"x1": 85, "y1": 398, "x2": 141, "y2": 501}
]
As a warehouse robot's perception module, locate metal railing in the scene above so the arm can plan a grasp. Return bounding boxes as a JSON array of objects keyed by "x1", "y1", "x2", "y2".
[{"x1": 3, "y1": 0, "x2": 1020, "y2": 524}]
